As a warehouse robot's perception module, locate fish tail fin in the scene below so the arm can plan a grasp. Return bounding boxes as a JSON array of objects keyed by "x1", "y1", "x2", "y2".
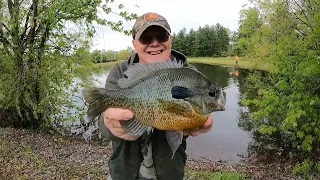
[
  {"x1": 166, "y1": 130, "x2": 184, "y2": 159},
  {"x1": 82, "y1": 88, "x2": 111, "y2": 121}
]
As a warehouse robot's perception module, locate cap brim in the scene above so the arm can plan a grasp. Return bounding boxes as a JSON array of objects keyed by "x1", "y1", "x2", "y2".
[{"x1": 134, "y1": 22, "x2": 171, "y2": 40}]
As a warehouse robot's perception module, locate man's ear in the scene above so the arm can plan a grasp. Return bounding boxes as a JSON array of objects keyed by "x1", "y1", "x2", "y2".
[
  {"x1": 168, "y1": 36, "x2": 173, "y2": 48},
  {"x1": 132, "y1": 40, "x2": 137, "y2": 49}
]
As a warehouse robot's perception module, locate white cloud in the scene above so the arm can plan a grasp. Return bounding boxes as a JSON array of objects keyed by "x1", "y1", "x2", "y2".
[{"x1": 91, "y1": 0, "x2": 249, "y2": 51}]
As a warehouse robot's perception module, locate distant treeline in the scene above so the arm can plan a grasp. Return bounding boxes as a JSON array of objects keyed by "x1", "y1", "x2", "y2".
[
  {"x1": 171, "y1": 23, "x2": 235, "y2": 57},
  {"x1": 90, "y1": 47, "x2": 134, "y2": 63},
  {"x1": 93, "y1": 23, "x2": 237, "y2": 59}
]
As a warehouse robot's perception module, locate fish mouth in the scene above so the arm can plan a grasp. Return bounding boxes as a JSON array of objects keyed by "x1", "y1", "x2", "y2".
[
  {"x1": 146, "y1": 49, "x2": 164, "y2": 55},
  {"x1": 216, "y1": 90, "x2": 227, "y2": 111}
]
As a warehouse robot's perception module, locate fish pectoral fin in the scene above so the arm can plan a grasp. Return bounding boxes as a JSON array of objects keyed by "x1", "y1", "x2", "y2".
[
  {"x1": 171, "y1": 86, "x2": 196, "y2": 99},
  {"x1": 120, "y1": 118, "x2": 153, "y2": 137},
  {"x1": 158, "y1": 99, "x2": 192, "y2": 116},
  {"x1": 166, "y1": 130, "x2": 184, "y2": 159}
]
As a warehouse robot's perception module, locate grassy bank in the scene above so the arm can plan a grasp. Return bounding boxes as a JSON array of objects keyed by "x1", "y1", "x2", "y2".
[{"x1": 188, "y1": 57, "x2": 273, "y2": 71}]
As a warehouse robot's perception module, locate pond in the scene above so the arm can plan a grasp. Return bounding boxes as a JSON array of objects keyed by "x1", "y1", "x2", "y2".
[
  {"x1": 183, "y1": 63, "x2": 252, "y2": 164},
  {"x1": 68, "y1": 62, "x2": 255, "y2": 164}
]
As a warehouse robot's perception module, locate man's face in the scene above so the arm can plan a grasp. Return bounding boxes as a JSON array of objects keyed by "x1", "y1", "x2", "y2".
[{"x1": 133, "y1": 26, "x2": 172, "y2": 64}]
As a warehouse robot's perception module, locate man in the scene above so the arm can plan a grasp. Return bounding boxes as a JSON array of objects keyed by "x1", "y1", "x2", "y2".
[
  {"x1": 99, "y1": 12, "x2": 213, "y2": 180},
  {"x1": 235, "y1": 55, "x2": 239, "y2": 65}
]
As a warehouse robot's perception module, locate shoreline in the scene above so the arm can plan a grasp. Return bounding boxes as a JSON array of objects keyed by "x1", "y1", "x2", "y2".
[{"x1": 0, "y1": 127, "x2": 313, "y2": 179}]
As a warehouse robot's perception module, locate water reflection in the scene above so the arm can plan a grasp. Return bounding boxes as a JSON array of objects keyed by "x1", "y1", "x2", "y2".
[
  {"x1": 191, "y1": 63, "x2": 233, "y2": 88},
  {"x1": 236, "y1": 68, "x2": 293, "y2": 160},
  {"x1": 186, "y1": 63, "x2": 252, "y2": 163}
]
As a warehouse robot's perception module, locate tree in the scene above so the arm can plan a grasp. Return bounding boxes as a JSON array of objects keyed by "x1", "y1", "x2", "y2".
[
  {"x1": 239, "y1": 0, "x2": 320, "y2": 170},
  {"x1": 0, "y1": 0, "x2": 138, "y2": 128},
  {"x1": 214, "y1": 23, "x2": 230, "y2": 56},
  {"x1": 184, "y1": 28, "x2": 197, "y2": 57},
  {"x1": 172, "y1": 28, "x2": 188, "y2": 55},
  {"x1": 194, "y1": 25, "x2": 217, "y2": 57},
  {"x1": 237, "y1": 7, "x2": 262, "y2": 56},
  {"x1": 117, "y1": 49, "x2": 131, "y2": 60}
]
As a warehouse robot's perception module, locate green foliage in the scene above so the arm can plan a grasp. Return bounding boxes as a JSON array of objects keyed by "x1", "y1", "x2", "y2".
[
  {"x1": 118, "y1": 47, "x2": 134, "y2": 60},
  {"x1": 0, "y1": 0, "x2": 138, "y2": 128},
  {"x1": 292, "y1": 159, "x2": 315, "y2": 177},
  {"x1": 91, "y1": 49, "x2": 118, "y2": 63},
  {"x1": 237, "y1": 0, "x2": 320, "y2": 173},
  {"x1": 185, "y1": 170, "x2": 250, "y2": 180},
  {"x1": 237, "y1": 7, "x2": 266, "y2": 59},
  {"x1": 171, "y1": 24, "x2": 231, "y2": 57}
]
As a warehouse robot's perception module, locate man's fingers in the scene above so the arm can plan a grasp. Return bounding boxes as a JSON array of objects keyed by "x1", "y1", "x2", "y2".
[
  {"x1": 100, "y1": 108, "x2": 138, "y2": 140},
  {"x1": 104, "y1": 108, "x2": 133, "y2": 121},
  {"x1": 203, "y1": 117, "x2": 212, "y2": 127},
  {"x1": 199, "y1": 116, "x2": 213, "y2": 130},
  {"x1": 111, "y1": 127, "x2": 127, "y2": 137},
  {"x1": 201, "y1": 116, "x2": 212, "y2": 127},
  {"x1": 190, "y1": 131, "x2": 201, "y2": 137},
  {"x1": 119, "y1": 133, "x2": 139, "y2": 141},
  {"x1": 183, "y1": 116, "x2": 213, "y2": 137}
]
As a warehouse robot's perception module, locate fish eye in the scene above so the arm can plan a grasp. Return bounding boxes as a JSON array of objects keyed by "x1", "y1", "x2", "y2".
[{"x1": 208, "y1": 91, "x2": 216, "y2": 97}]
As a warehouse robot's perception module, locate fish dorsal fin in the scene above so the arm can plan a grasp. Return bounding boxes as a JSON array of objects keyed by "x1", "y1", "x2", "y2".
[{"x1": 117, "y1": 59, "x2": 184, "y2": 88}]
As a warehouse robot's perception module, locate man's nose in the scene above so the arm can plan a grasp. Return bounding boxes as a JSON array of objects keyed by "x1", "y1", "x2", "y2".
[{"x1": 149, "y1": 38, "x2": 160, "y2": 47}]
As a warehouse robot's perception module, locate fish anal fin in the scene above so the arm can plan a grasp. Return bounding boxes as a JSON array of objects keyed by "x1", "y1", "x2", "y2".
[{"x1": 166, "y1": 130, "x2": 184, "y2": 159}]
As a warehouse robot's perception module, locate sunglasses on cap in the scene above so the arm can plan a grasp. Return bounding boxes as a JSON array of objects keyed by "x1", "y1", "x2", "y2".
[{"x1": 139, "y1": 32, "x2": 170, "y2": 45}]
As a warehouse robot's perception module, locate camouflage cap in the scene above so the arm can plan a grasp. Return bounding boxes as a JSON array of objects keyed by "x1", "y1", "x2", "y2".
[{"x1": 132, "y1": 12, "x2": 171, "y2": 40}]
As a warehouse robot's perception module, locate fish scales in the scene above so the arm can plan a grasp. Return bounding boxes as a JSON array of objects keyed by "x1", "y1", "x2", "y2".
[{"x1": 107, "y1": 68, "x2": 207, "y2": 131}]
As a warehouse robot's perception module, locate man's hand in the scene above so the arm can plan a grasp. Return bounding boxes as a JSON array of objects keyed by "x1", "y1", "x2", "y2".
[
  {"x1": 183, "y1": 115, "x2": 213, "y2": 137},
  {"x1": 103, "y1": 108, "x2": 139, "y2": 141}
]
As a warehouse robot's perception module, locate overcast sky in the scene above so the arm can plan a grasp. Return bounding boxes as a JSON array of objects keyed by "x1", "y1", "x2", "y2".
[{"x1": 90, "y1": 0, "x2": 249, "y2": 51}]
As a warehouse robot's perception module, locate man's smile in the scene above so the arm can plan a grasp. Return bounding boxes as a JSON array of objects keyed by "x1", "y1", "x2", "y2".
[{"x1": 146, "y1": 50, "x2": 164, "y2": 55}]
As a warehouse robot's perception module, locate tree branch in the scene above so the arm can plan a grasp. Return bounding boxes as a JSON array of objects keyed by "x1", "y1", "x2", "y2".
[
  {"x1": 0, "y1": 6, "x2": 12, "y2": 54},
  {"x1": 7, "y1": 0, "x2": 13, "y2": 16},
  {"x1": 291, "y1": 0, "x2": 311, "y2": 27},
  {"x1": 28, "y1": 0, "x2": 38, "y2": 47},
  {"x1": 0, "y1": 31, "x2": 12, "y2": 55},
  {"x1": 38, "y1": 21, "x2": 50, "y2": 59},
  {"x1": 0, "y1": 24, "x2": 12, "y2": 48},
  {"x1": 2, "y1": 22, "x2": 11, "y2": 34},
  {"x1": 0, "y1": 35, "x2": 10, "y2": 45},
  {"x1": 20, "y1": 5, "x2": 33, "y2": 48}
]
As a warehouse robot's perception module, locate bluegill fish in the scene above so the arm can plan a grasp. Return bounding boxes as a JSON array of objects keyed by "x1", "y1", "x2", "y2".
[{"x1": 82, "y1": 60, "x2": 226, "y2": 158}]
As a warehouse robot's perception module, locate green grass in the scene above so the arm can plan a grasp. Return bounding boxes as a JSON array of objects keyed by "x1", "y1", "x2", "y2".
[
  {"x1": 185, "y1": 169, "x2": 251, "y2": 180},
  {"x1": 188, "y1": 57, "x2": 273, "y2": 71}
]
